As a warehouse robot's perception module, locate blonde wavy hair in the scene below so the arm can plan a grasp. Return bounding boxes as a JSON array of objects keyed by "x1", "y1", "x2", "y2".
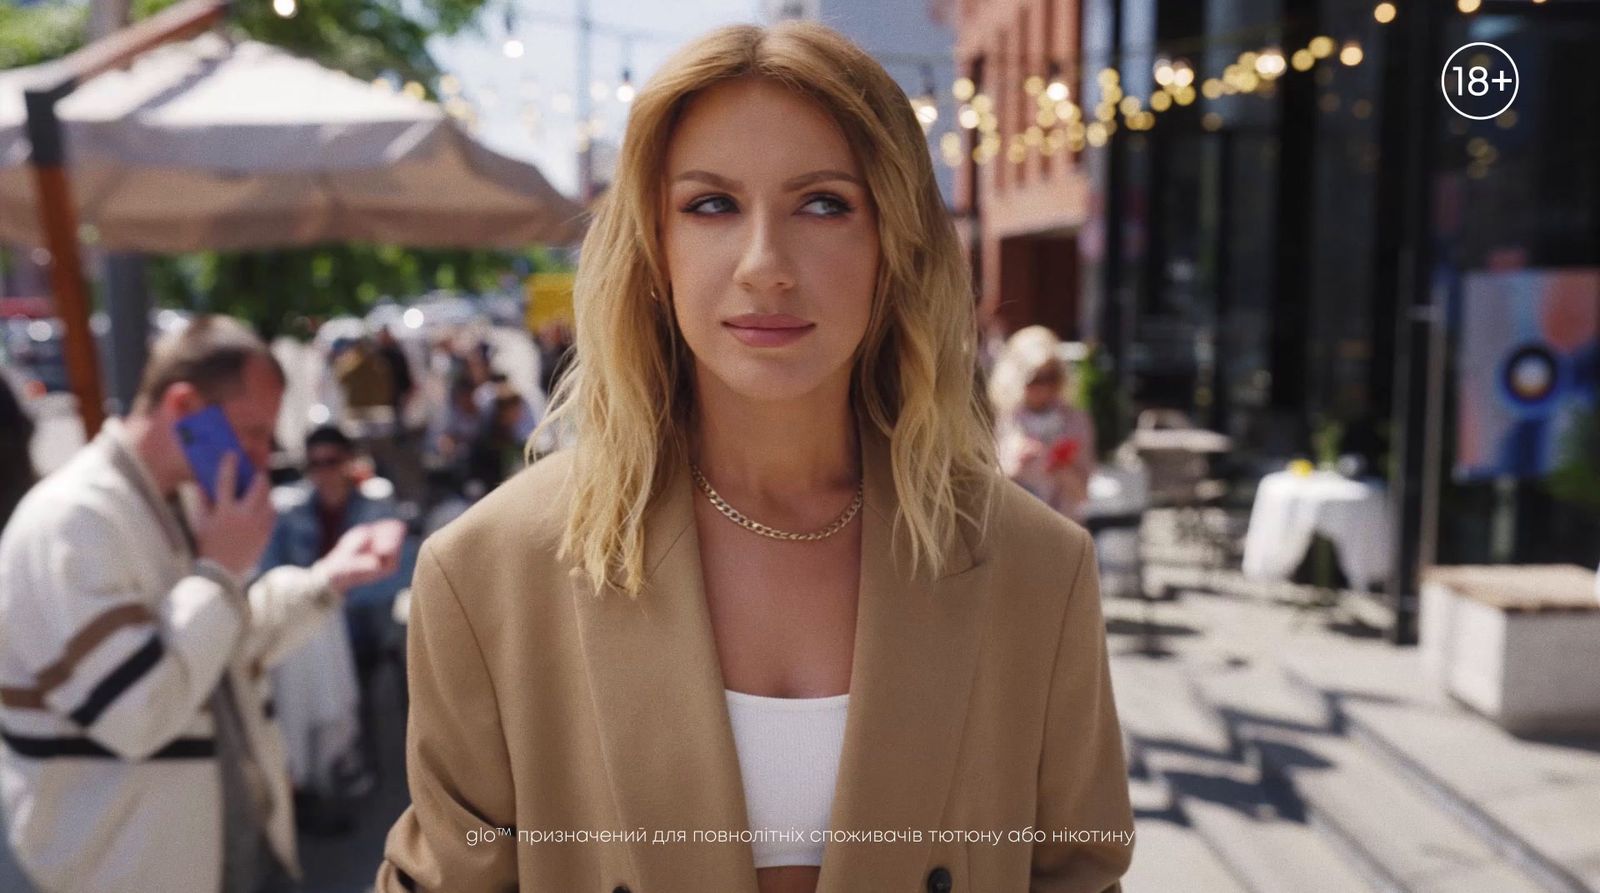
[{"x1": 532, "y1": 21, "x2": 998, "y2": 599}]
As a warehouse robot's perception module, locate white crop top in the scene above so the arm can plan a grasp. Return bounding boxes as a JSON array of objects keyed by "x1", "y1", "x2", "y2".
[{"x1": 723, "y1": 688, "x2": 850, "y2": 868}]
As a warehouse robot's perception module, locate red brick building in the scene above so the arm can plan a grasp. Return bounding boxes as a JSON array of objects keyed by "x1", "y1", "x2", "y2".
[{"x1": 952, "y1": 0, "x2": 1089, "y2": 341}]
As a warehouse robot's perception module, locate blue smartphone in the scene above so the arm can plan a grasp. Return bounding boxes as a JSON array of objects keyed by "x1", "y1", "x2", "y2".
[{"x1": 175, "y1": 405, "x2": 255, "y2": 502}]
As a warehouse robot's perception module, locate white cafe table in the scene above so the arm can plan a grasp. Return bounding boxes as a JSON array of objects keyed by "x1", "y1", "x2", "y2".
[{"x1": 1241, "y1": 469, "x2": 1392, "y2": 591}]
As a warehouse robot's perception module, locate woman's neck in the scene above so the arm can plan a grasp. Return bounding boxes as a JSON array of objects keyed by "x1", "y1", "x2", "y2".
[{"x1": 689, "y1": 371, "x2": 860, "y2": 509}]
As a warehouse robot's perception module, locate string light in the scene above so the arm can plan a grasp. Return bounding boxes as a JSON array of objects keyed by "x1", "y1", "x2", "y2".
[
  {"x1": 502, "y1": 9, "x2": 523, "y2": 59},
  {"x1": 1292, "y1": 49, "x2": 1315, "y2": 72},
  {"x1": 1172, "y1": 60, "x2": 1195, "y2": 88},
  {"x1": 616, "y1": 68, "x2": 635, "y2": 103},
  {"x1": 1457, "y1": 0, "x2": 1481, "y2": 12},
  {"x1": 1045, "y1": 69, "x2": 1069, "y2": 103},
  {"x1": 914, "y1": 65, "x2": 940, "y2": 131},
  {"x1": 1309, "y1": 36, "x2": 1336, "y2": 59},
  {"x1": 1155, "y1": 58, "x2": 1175, "y2": 87},
  {"x1": 272, "y1": 0, "x2": 296, "y2": 18},
  {"x1": 1374, "y1": 3, "x2": 1397, "y2": 24},
  {"x1": 1255, "y1": 48, "x2": 1287, "y2": 79},
  {"x1": 953, "y1": 77, "x2": 975, "y2": 102},
  {"x1": 1340, "y1": 41, "x2": 1364, "y2": 66}
]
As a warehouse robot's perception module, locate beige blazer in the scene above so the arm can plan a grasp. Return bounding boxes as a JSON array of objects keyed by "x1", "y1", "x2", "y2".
[{"x1": 377, "y1": 420, "x2": 1134, "y2": 892}]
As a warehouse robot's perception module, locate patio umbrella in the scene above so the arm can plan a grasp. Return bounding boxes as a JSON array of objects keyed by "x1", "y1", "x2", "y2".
[{"x1": 0, "y1": 31, "x2": 586, "y2": 251}]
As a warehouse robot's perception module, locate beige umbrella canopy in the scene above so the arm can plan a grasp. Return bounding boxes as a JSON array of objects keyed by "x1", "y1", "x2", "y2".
[{"x1": 0, "y1": 32, "x2": 586, "y2": 250}]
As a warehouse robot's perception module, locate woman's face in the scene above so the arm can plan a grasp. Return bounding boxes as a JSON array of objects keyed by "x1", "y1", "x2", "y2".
[
  {"x1": 660, "y1": 77, "x2": 880, "y2": 405},
  {"x1": 1023, "y1": 361, "x2": 1065, "y2": 412}
]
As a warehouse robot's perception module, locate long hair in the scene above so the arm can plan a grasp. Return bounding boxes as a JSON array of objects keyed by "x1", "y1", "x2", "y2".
[{"x1": 532, "y1": 21, "x2": 997, "y2": 598}]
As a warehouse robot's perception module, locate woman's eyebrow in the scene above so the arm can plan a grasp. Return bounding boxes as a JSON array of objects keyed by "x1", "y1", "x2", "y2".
[
  {"x1": 669, "y1": 169, "x2": 864, "y2": 191},
  {"x1": 665, "y1": 173, "x2": 739, "y2": 192},
  {"x1": 781, "y1": 169, "x2": 863, "y2": 190}
]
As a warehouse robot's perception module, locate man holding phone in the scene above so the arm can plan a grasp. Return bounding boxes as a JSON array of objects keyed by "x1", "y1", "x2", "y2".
[{"x1": 0, "y1": 316, "x2": 403, "y2": 893}]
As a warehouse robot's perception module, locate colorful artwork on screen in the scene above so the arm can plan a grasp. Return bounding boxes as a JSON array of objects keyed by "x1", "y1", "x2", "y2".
[{"x1": 1455, "y1": 269, "x2": 1600, "y2": 481}]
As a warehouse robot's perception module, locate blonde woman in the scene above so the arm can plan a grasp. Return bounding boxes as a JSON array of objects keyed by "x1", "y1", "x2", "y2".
[
  {"x1": 377, "y1": 22, "x2": 1132, "y2": 893},
  {"x1": 989, "y1": 326, "x2": 1099, "y2": 522}
]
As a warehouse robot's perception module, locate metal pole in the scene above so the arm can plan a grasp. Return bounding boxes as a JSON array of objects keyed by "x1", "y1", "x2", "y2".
[
  {"x1": 1385, "y1": 0, "x2": 1441, "y2": 646},
  {"x1": 92, "y1": 0, "x2": 149, "y2": 418},
  {"x1": 576, "y1": 0, "x2": 594, "y2": 203}
]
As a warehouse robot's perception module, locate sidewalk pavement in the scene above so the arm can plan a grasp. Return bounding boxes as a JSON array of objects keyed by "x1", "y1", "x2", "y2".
[{"x1": 1107, "y1": 576, "x2": 1600, "y2": 893}]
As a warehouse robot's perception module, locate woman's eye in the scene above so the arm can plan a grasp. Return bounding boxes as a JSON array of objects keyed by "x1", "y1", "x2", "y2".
[
  {"x1": 684, "y1": 195, "x2": 735, "y2": 215},
  {"x1": 802, "y1": 194, "x2": 853, "y2": 217}
]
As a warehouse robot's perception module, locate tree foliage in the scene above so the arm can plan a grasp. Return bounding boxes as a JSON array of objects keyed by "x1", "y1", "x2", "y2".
[{"x1": 0, "y1": 1, "x2": 88, "y2": 68}]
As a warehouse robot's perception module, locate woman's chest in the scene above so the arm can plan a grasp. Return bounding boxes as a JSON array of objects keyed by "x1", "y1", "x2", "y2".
[{"x1": 695, "y1": 516, "x2": 862, "y2": 699}]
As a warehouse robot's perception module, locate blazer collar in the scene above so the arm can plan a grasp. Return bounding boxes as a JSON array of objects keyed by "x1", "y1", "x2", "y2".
[{"x1": 570, "y1": 414, "x2": 992, "y2": 892}]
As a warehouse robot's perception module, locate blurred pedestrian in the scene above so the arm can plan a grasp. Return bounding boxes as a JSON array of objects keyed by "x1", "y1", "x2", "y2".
[
  {"x1": 259, "y1": 426, "x2": 410, "y2": 836},
  {"x1": 427, "y1": 375, "x2": 482, "y2": 487},
  {"x1": 990, "y1": 325, "x2": 1098, "y2": 521},
  {"x1": 535, "y1": 319, "x2": 576, "y2": 399},
  {"x1": 468, "y1": 386, "x2": 533, "y2": 491},
  {"x1": 0, "y1": 316, "x2": 401, "y2": 893},
  {"x1": 374, "y1": 327, "x2": 415, "y2": 428},
  {"x1": 333, "y1": 336, "x2": 394, "y2": 426}
]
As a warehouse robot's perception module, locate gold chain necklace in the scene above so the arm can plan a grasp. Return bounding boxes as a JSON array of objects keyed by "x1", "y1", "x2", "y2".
[{"x1": 689, "y1": 463, "x2": 863, "y2": 542}]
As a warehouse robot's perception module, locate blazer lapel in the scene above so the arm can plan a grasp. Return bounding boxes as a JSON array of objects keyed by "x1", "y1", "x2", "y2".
[
  {"x1": 815, "y1": 423, "x2": 991, "y2": 892},
  {"x1": 570, "y1": 418, "x2": 990, "y2": 892},
  {"x1": 569, "y1": 457, "x2": 762, "y2": 893}
]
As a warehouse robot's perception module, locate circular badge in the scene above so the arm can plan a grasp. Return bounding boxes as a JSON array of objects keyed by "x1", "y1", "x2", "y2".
[
  {"x1": 1441, "y1": 42, "x2": 1518, "y2": 121},
  {"x1": 1501, "y1": 344, "x2": 1558, "y2": 406}
]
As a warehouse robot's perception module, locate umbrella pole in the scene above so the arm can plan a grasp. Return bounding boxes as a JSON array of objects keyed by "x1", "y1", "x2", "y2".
[
  {"x1": 24, "y1": 90, "x2": 105, "y2": 436},
  {"x1": 19, "y1": 0, "x2": 232, "y2": 437}
]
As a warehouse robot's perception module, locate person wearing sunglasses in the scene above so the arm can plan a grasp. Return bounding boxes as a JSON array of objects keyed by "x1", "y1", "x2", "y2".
[{"x1": 257, "y1": 426, "x2": 411, "y2": 840}]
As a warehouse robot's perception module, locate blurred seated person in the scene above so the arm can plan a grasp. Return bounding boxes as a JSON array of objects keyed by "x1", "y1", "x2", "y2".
[
  {"x1": 468, "y1": 386, "x2": 535, "y2": 492},
  {"x1": 427, "y1": 377, "x2": 482, "y2": 478},
  {"x1": 259, "y1": 426, "x2": 412, "y2": 831},
  {"x1": 475, "y1": 372, "x2": 539, "y2": 441},
  {"x1": 989, "y1": 326, "x2": 1098, "y2": 522}
]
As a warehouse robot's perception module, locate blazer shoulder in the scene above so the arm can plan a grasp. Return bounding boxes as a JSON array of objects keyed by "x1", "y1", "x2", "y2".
[
  {"x1": 423, "y1": 448, "x2": 576, "y2": 569},
  {"x1": 978, "y1": 472, "x2": 1093, "y2": 569}
]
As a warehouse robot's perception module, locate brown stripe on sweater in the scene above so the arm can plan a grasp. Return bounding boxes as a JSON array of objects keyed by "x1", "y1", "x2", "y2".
[{"x1": 0, "y1": 603, "x2": 157, "y2": 709}]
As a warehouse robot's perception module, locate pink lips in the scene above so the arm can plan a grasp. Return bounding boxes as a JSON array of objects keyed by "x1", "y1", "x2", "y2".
[{"x1": 722, "y1": 313, "x2": 815, "y2": 348}]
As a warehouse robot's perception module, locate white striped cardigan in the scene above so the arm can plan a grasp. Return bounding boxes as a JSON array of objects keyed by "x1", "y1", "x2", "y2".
[{"x1": 0, "y1": 421, "x2": 340, "y2": 893}]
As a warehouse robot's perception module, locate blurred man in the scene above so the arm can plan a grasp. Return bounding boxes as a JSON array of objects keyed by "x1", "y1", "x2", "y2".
[
  {"x1": 0, "y1": 316, "x2": 401, "y2": 893},
  {"x1": 259, "y1": 426, "x2": 410, "y2": 830}
]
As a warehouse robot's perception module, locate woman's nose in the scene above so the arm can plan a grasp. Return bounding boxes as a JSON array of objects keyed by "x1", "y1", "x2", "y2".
[{"x1": 734, "y1": 214, "x2": 796, "y2": 294}]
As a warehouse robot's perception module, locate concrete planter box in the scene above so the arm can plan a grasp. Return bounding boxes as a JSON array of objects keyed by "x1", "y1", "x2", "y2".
[{"x1": 1420, "y1": 565, "x2": 1600, "y2": 735}]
